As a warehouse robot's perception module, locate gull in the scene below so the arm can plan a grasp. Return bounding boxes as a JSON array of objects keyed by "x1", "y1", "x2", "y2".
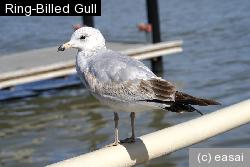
[{"x1": 58, "y1": 27, "x2": 220, "y2": 146}]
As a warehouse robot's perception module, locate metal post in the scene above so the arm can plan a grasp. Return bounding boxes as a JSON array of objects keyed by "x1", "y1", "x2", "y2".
[
  {"x1": 82, "y1": 16, "x2": 94, "y2": 27},
  {"x1": 146, "y1": 0, "x2": 163, "y2": 73}
]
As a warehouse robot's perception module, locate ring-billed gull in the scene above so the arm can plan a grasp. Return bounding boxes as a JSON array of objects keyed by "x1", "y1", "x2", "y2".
[{"x1": 58, "y1": 27, "x2": 220, "y2": 146}]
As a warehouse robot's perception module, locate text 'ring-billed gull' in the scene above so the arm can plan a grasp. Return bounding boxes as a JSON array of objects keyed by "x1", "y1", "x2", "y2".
[{"x1": 58, "y1": 27, "x2": 220, "y2": 146}]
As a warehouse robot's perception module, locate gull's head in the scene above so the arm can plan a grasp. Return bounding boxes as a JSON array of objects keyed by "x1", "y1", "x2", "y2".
[{"x1": 58, "y1": 27, "x2": 106, "y2": 52}]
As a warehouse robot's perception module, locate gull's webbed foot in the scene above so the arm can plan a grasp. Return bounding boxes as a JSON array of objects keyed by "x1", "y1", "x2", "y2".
[
  {"x1": 104, "y1": 140, "x2": 120, "y2": 147},
  {"x1": 120, "y1": 137, "x2": 136, "y2": 144}
]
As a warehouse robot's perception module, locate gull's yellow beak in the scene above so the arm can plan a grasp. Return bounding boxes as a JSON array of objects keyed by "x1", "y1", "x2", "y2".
[{"x1": 58, "y1": 42, "x2": 73, "y2": 52}]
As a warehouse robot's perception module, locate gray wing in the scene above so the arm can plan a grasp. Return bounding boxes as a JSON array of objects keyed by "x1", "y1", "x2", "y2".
[
  {"x1": 86, "y1": 49, "x2": 176, "y2": 102},
  {"x1": 88, "y1": 49, "x2": 156, "y2": 83},
  {"x1": 88, "y1": 76, "x2": 176, "y2": 102}
]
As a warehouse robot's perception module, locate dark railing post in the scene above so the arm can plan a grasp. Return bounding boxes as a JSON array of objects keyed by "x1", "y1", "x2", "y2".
[
  {"x1": 82, "y1": 16, "x2": 95, "y2": 27},
  {"x1": 146, "y1": 0, "x2": 163, "y2": 73}
]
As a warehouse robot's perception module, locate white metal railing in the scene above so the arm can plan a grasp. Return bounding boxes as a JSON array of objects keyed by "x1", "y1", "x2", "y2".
[{"x1": 46, "y1": 99, "x2": 250, "y2": 167}]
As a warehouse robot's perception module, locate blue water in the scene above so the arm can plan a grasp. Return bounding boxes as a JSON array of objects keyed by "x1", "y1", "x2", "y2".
[{"x1": 0, "y1": 0, "x2": 250, "y2": 166}]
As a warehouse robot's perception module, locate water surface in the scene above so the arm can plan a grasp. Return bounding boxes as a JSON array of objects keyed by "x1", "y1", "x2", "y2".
[{"x1": 0, "y1": 0, "x2": 250, "y2": 166}]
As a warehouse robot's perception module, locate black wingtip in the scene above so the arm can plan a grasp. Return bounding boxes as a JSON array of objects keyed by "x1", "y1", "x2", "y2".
[{"x1": 205, "y1": 99, "x2": 221, "y2": 105}]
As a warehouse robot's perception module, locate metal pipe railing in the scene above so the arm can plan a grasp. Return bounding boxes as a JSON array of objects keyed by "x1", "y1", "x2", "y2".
[{"x1": 47, "y1": 99, "x2": 250, "y2": 167}]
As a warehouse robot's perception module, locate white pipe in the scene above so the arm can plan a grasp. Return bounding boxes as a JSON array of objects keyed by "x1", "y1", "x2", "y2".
[
  {"x1": 47, "y1": 100, "x2": 250, "y2": 167},
  {"x1": 122, "y1": 40, "x2": 182, "y2": 55}
]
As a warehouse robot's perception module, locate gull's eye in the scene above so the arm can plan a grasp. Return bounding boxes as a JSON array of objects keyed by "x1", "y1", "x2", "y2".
[{"x1": 80, "y1": 35, "x2": 86, "y2": 40}]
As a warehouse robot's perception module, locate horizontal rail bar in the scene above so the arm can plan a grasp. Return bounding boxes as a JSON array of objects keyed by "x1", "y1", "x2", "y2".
[
  {"x1": 133, "y1": 47, "x2": 182, "y2": 60},
  {"x1": 47, "y1": 100, "x2": 250, "y2": 167},
  {"x1": 0, "y1": 61, "x2": 75, "y2": 81},
  {"x1": 123, "y1": 40, "x2": 182, "y2": 56},
  {"x1": 0, "y1": 41, "x2": 182, "y2": 89},
  {"x1": 0, "y1": 69, "x2": 76, "y2": 89}
]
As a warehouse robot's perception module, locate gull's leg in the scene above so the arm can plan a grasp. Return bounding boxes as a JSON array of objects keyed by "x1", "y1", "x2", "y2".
[
  {"x1": 106, "y1": 112, "x2": 119, "y2": 147},
  {"x1": 130, "y1": 112, "x2": 135, "y2": 141},
  {"x1": 114, "y1": 112, "x2": 119, "y2": 145},
  {"x1": 121, "y1": 112, "x2": 136, "y2": 143}
]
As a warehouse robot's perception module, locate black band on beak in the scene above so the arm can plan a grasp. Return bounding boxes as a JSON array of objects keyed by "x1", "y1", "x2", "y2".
[{"x1": 58, "y1": 45, "x2": 65, "y2": 52}]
